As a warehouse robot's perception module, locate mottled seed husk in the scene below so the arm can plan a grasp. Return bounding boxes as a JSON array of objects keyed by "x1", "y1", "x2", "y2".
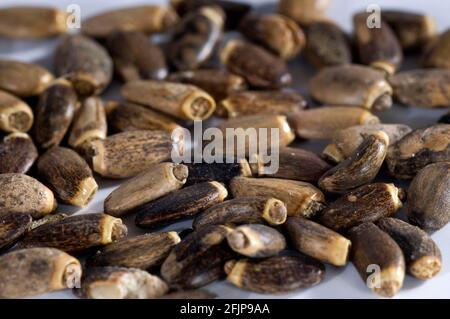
[
  {"x1": 20, "y1": 213, "x2": 127, "y2": 253},
  {"x1": 349, "y1": 222, "x2": 405, "y2": 298},
  {"x1": 0, "y1": 60, "x2": 53, "y2": 97},
  {"x1": 0, "y1": 6, "x2": 67, "y2": 39},
  {"x1": 230, "y1": 177, "x2": 325, "y2": 218},
  {"x1": 104, "y1": 162, "x2": 188, "y2": 217},
  {"x1": 278, "y1": 0, "x2": 331, "y2": 26},
  {"x1": 122, "y1": 80, "x2": 216, "y2": 120},
  {"x1": 135, "y1": 181, "x2": 228, "y2": 229},
  {"x1": 0, "y1": 132, "x2": 38, "y2": 174},
  {"x1": 184, "y1": 160, "x2": 251, "y2": 186},
  {"x1": 55, "y1": 35, "x2": 113, "y2": 96},
  {"x1": 87, "y1": 232, "x2": 181, "y2": 270},
  {"x1": 159, "y1": 289, "x2": 216, "y2": 299},
  {"x1": 29, "y1": 213, "x2": 68, "y2": 231},
  {"x1": 319, "y1": 183, "x2": 403, "y2": 232},
  {"x1": 423, "y1": 29, "x2": 450, "y2": 69},
  {"x1": 0, "y1": 213, "x2": 32, "y2": 252},
  {"x1": 220, "y1": 40, "x2": 292, "y2": 89},
  {"x1": 376, "y1": 218, "x2": 441, "y2": 279},
  {"x1": 0, "y1": 173, "x2": 56, "y2": 219},
  {"x1": 37, "y1": 147, "x2": 97, "y2": 207},
  {"x1": 0, "y1": 90, "x2": 33, "y2": 133},
  {"x1": 225, "y1": 255, "x2": 325, "y2": 294},
  {"x1": 0, "y1": 248, "x2": 81, "y2": 298}
]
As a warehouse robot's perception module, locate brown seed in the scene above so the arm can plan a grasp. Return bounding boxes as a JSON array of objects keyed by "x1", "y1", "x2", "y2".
[
  {"x1": 0, "y1": 90, "x2": 33, "y2": 133},
  {"x1": 29, "y1": 213, "x2": 68, "y2": 231},
  {"x1": 278, "y1": 0, "x2": 331, "y2": 26},
  {"x1": 135, "y1": 181, "x2": 228, "y2": 229},
  {"x1": 87, "y1": 232, "x2": 181, "y2": 270},
  {"x1": 159, "y1": 289, "x2": 216, "y2": 299},
  {"x1": 319, "y1": 183, "x2": 403, "y2": 232},
  {"x1": 348, "y1": 222, "x2": 405, "y2": 298},
  {"x1": 81, "y1": 5, "x2": 178, "y2": 38},
  {"x1": 285, "y1": 216, "x2": 351, "y2": 266},
  {"x1": 230, "y1": 177, "x2": 325, "y2": 217},
  {"x1": 220, "y1": 40, "x2": 292, "y2": 89},
  {"x1": 309, "y1": 64, "x2": 393, "y2": 111},
  {"x1": 106, "y1": 31, "x2": 168, "y2": 82},
  {"x1": 55, "y1": 35, "x2": 113, "y2": 96},
  {"x1": 184, "y1": 160, "x2": 251, "y2": 186},
  {"x1": 122, "y1": 80, "x2": 216, "y2": 120},
  {"x1": 37, "y1": 147, "x2": 98, "y2": 207},
  {"x1": 0, "y1": 173, "x2": 56, "y2": 219},
  {"x1": 104, "y1": 162, "x2": 188, "y2": 217},
  {"x1": 376, "y1": 218, "x2": 441, "y2": 279},
  {"x1": 0, "y1": 60, "x2": 53, "y2": 97},
  {"x1": 0, "y1": 132, "x2": 38, "y2": 174},
  {"x1": 423, "y1": 28, "x2": 450, "y2": 69},
  {"x1": 0, "y1": 6, "x2": 67, "y2": 39},
  {"x1": 225, "y1": 255, "x2": 325, "y2": 294},
  {"x1": 0, "y1": 213, "x2": 32, "y2": 252},
  {"x1": 20, "y1": 213, "x2": 127, "y2": 253}
]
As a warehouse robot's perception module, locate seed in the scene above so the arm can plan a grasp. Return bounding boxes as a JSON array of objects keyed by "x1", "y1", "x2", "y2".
[
  {"x1": 106, "y1": 31, "x2": 168, "y2": 82},
  {"x1": 348, "y1": 222, "x2": 405, "y2": 298},
  {"x1": 122, "y1": 80, "x2": 216, "y2": 120},
  {"x1": 239, "y1": 13, "x2": 305, "y2": 60},
  {"x1": 0, "y1": 6, "x2": 67, "y2": 39},
  {"x1": 104, "y1": 162, "x2": 188, "y2": 217},
  {"x1": 0, "y1": 90, "x2": 33, "y2": 133},
  {"x1": 0, "y1": 60, "x2": 53, "y2": 97},
  {"x1": 68, "y1": 97, "x2": 107, "y2": 149},
  {"x1": 84, "y1": 130, "x2": 180, "y2": 179},
  {"x1": 288, "y1": 106, "x2": 380, "y2": 140},
  {"x1": 309, "y1": 64, "x2": 393, "y2": 111},
  {"x1": 318, "y1": 131, "x2": 389, "y2": 193},
  {"x1": 161, "y1": 225, "x2": 235, "y2": 289},
  {"x1": 87, "y1": 232, "x2": 181, "y2": 270},
  {"x1": 230, "y1": 177, "x2": 325, "y2": 217},
  {"x1": 224, "y1": 255, "x2": 325, "y2": 294},
  {"x1": 55, "y1": 35, "x2": 113, "y2": 96},
  {"x1": 353, "y1": 12, "x2": 403, "y2": 75},
  {"x1": 220, "y1": 40, "x2": 292, "y2": 89},
  {"x1": 0, "y1": 248, "x2": 81, "y2": 298},
  {"x1": 32, "y1": 79, "x2": 77, "y2": 149},
  {"x1": 0, "y1": 213, "x2": 32, "y2": 252},
  {"x1": 278, "y1": 0, "x2": 331, "y2": 26},
  {"x1": 305, "y1": 21, "x2": 352, "y2": 68},
  {"x1": 77, "y1": 267, "x2": 168, "y2": 299},
  {"x1": 376, "y1": 218, "x2": 441, "y2": 280},
  {"x1": 37, "y1": 147, "x2": 98, "y2": 207},
  {"x1": 81, "y1": 5, "x2": 178, "y2": 38},
  {"x1": 159, "y1": 289, "x2": 216, "y2": 299},
  {"x1": 20, "y1": 213, "x2": 127, "y2": 253},
  {"x1": 227, "y1": 224, "x2": 286, "y2": 258},
  {"x1": 389, "y1": 69, "x2": 450, "y2": 108},
  {"x1": 423, "y1": 29, "x2": 450, "y2": 69},
  {"x1": 322, "y1": 123, "x2": 412, "y2": 163},
  {"x1": 285, "y1": 216, "x2": 351, "y2": 266},
  {"x1": 0, "y1": 132, "x2": 38, "y2": 174},
  {"x1": 135, "y1": 181, "x2": 228, "y2": 229},
  {"x1": 184, "y1": 160, "x2": 251, "y2": 186},
  {"x1": 386, "y1": 124, "x2": 450, "y2": 179},
  {"x1": 0, "y1": 173, "x2": 56, "y2": 219},
  {"x1": 29, "y1": 213, "x2": 68, "y2": 231},
  {"x1": 319, "y1": 183, "x2": 403, "y2": 232}
]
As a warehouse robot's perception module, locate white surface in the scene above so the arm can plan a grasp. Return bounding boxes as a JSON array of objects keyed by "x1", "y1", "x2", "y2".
[{"x1": 1, "y1": 0, "x2": 450, "y2": 299}]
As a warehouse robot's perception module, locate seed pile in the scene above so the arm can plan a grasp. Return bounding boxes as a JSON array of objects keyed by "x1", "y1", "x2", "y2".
[{"x1": 0, "y1": 0, "x2": 449, "y2": 299}]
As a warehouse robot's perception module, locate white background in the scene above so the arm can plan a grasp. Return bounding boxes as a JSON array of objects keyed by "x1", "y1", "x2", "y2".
[{"x1": 1, "y1": 0, "x2": 450, "y2": 299}]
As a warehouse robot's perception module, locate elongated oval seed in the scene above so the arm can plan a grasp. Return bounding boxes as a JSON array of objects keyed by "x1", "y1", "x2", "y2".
[
  {"x1": 135, "y1": 181, "x2": 228, "y2": 229},
  {"x1": 0, "y1": 173, "x2": 56, "y2": 218},
  {"x1": 0, "y1": 248, "x2": 81, "y2": 298},
  {"x1": 423, "y1": 29, "x2": 450, "y2": 69},
  {"x1": 0, "y1": 213, "x2": 32, "y2": 252},
  {"x1": 122, "y1": 80, "x2": 216, "y2": 120},
  {"x1": 0, "y1": 90, "x2": 33, "y2": 133},
  {"x1": 349, "y1": 222, "x2": 405, "y2": 298},
  {"x1": 0, "y1": 60, "x2": 53, "y2": 97},
  {"x1": 104, "y1": 162, "x2": 188, "y2": 217},
  {"x1": 184, "y1": 160, "x2": 251, "y2": 186},
  {"x1": 225, "y1": 255, "x2": 325, "y2": 294},
  {"x1": 20, "y1": 213, "x2": 127, "y2": 253},
  {"x1": 37, "y1": 147, "x2": 98, "y2": 207},
  {"x1": 278, "y1": 0, "x2": 331, "y2": 26},
  {"x1": 230, "y1": 177, "x2": 325, "y2": 218},
  {"x1": 0, "y1": 132, "x2": 38, "y2": 174},
  {"x1": 376, "y1": 218, "x2": 441, "y2": 280}
]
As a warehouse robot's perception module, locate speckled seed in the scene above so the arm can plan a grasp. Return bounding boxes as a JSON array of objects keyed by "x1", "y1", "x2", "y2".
[
  {"x1": 423, "y1": 28, "x2": 450, "y2": 69},
  {"x1": 278, "y1": 0, "x2": 331, "y2": 26},
  {"x1": 0, "y1": 213, "x2": 32, "y2": 252},
  {"x1": 0, "y1": 90, "x2": 33, "y2": 133},
  {"x1": 29, "y1": 213, "x2": 68, "y2": 231},
  {"x1": 184, "y1": 160, "x2": 251, "y2": 186},
  {"x1": 0, "y1": 133, "x2": 38, "y2": 174}
]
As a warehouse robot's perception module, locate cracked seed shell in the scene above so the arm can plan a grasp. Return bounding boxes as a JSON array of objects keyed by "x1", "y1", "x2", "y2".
[
  {"x1": 0, "y1": 213, "x2": 32, "y2": 252},
  {"x1": 0, "y1": 132, "x2": 38, "y2": 174},
  {"x1": 0, "y1": 90, "x2": 33, "y2": 133}
]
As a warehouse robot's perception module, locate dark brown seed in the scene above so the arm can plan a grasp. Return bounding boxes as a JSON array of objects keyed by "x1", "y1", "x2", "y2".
[
  {"x1": 20, "y1": 213, "x2": 127, "y2": 253},
  {"x1": 220, "y1": 40, "x2": 292, "y2": 89},
  {"x1": 29, "y1": 213, "x2": 68, "y2": 231},
  {"x1": 0, "y1": 213, "x2": 32, "y2": 252},
  {"x1": 184, "y1": 160, "x2": 251, "y2": 186},
  {"x1": 55, "y1": 35, "x2": 113, "y2": 96},
  {"x1": 319, "y1": 183, "x2": 403, "y2": 232},
  {"x1": 135, "y1": 181, "x2": 228, "y2": 229},
  {"x1": 0, "y1": 90, "x2": 33, "y2": 133},
  {"x1": 376, "y1": 218, "x2": 441, "y2": 279},
  {"x1": 159, "y1": 289, "x2": 216, "y2": 299},
  {"x1": 348, "y1": 222, "x2": 405, "y2": 298},
  {"x1": 278, "y1": 0, "x2": 331, "y2": 26},
  {"x1": 225, "y1": 255, "x2": 325, "y2": 294},
  {"x1": 423, "y1": 28, "x2": 450, "y2": 69},
  {"x1": 0, "y1": 133, "x2": 38, "y2": 174}
]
